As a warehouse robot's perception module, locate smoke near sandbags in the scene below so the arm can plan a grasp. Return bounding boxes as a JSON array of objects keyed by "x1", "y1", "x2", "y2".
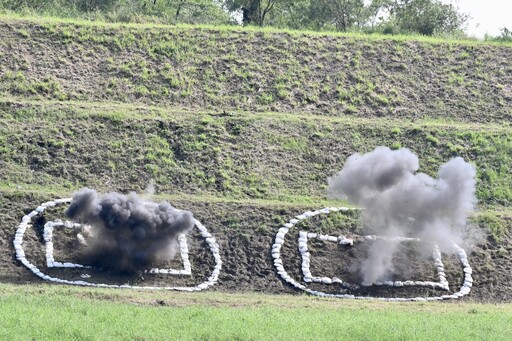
[
  {"x1": 327, "y1": 146, "x2": 476, "y2": 284},
  {"x1": 66, "y1": 188, "x2": 194, "y2": 273}
]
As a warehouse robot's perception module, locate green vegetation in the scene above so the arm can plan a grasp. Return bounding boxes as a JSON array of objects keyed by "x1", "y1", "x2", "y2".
[
  {"x1": 1, "y1": 100, "x2": 511, "y2": 207},
  {"x1": 0, "y1": 17, "x2": 511, "y2": 121},
  {"x1": 1, "y1": 284, "x2": 512, "y2": 340},
  {"x1": 0, "y1": 0, "x2": 480, "y2": 39}
]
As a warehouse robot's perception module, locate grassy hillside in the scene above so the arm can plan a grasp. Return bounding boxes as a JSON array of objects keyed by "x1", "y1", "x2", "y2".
[
  {"x1": 1, "y1": 16, "x2": 512, "y2": 302},
  {"x1": 0, "y1": 100, "x2": 511, "y2": 206},
  {"x1": 0, "y1": 17, "x2": 511, "y2": 121}
]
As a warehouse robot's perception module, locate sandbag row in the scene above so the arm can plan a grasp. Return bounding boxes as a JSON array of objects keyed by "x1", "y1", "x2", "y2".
[
  {"x1": 44, "y1": 221, "x2": 89, "y2": 268},
  {"x1": 14, "y1": 198, "x2": 222, "y2": 291},
  {"x1": 147, "y1": 234, "x2": 192, "y2": 275},
  {"x1": 272, "y1": 207, "x2": 473, "y2": 301}
]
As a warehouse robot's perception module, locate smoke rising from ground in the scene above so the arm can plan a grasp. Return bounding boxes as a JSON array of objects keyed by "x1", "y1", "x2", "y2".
[
  {"x1": 66, "y1": 188, "x2": 194, "y2": 273},
  {"x1": 328, "y1": 146, "x2": 476, "y2": 284}
]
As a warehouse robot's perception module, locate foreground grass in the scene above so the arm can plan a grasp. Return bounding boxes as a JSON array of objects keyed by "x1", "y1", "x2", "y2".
[{"x1": 0, "y1": 284, "x2": 511, "y2": 340}]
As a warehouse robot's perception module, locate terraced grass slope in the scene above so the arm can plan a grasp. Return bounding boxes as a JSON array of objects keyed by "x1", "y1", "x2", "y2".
[{"x1": 0, "y1": 16, "x2": 511, "y2": 301}]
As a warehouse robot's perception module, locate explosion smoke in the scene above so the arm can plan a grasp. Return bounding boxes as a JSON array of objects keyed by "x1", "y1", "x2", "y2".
[
  {"x1": 66, "y1": 188, "x2": 194, "y2": 273},
  {"x1": 327, "y1": 146, "x2": 476, "y2": 284}
]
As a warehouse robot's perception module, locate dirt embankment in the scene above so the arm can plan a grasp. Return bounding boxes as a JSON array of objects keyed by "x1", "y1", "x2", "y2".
[{"x1": 2, "y1": 193, "x2": 512, "y2": 302}]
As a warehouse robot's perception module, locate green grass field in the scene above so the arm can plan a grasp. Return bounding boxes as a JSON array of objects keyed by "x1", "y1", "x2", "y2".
[{"x1": 1, "y1": 284, "x2": 511, "y2": 340}]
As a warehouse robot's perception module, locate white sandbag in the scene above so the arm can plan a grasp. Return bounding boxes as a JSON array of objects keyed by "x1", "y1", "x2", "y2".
[
  {"x1": 321, "y1": 277, "x2": 332, "y2": 284},
  {"x1": 412, "y1": 297, "x2": 426, "y2": 302},
  {"x1": 42, "y1": 201, "x2": 57, "y2": 207},
  {"x1": 426, "y1": 297, "x2": 442, "y2": 301},
  {"x1": 276, "y1": 231, "x2": 286, "y2": 239},
  {"x1": 338, "y1": 237, "x2": 353, "y2": 246},
  {"x1": 463, "y1": 281, "x2": 473, "y2": 288},
  {"x1": 200, "y1": 232, "x2": 211, "y2": 238},
  {"x1": 295, "y1": 283, "x2": 306, "y2": 290},
  {"x1": 272, "y1": 244, "x2": 281, "y2": 251},
  {"x1": 77, "y1": 233, "x2": 87, "y2": 245}
]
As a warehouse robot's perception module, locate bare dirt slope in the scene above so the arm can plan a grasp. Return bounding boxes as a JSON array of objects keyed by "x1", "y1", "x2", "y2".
[{"x1": 2, "y1": 192, "x2": 512, "y2": 302}]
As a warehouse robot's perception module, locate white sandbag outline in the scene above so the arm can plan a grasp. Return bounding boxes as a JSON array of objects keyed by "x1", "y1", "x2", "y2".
[
  {"x1": 44, "y1": 221, "x2": 192, "y2": 275},
  {"x1": 299, "y1": 231, "x2": 449, "y2": 290},
  {"x1": 14, "y1": 198, "x2": 222, "y2": 291},
  {"x1": 272, "y1": 207, "x2": 473, "y2": 301}
]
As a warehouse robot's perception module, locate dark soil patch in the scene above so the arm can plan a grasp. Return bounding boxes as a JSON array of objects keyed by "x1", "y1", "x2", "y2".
[{"x1": 2, "y1": 192, "x2": 512, "y2": 302}]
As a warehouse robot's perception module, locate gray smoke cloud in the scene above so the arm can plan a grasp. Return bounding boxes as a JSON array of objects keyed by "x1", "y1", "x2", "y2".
[
  {"x1": 66, "y1": 188, "x2": 194, "y2": 273},
  {"x1": 327, "y1": 146, "x2": 476, "y2": 284}
]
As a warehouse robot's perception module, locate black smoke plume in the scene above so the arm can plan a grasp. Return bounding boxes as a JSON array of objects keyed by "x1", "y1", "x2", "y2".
[
  {"x1": 327, "y1": 147, "x2": 476, "y2": 283},
  {"x1": 66, "y1": 188, "x2": 194, "y2": 273}
]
